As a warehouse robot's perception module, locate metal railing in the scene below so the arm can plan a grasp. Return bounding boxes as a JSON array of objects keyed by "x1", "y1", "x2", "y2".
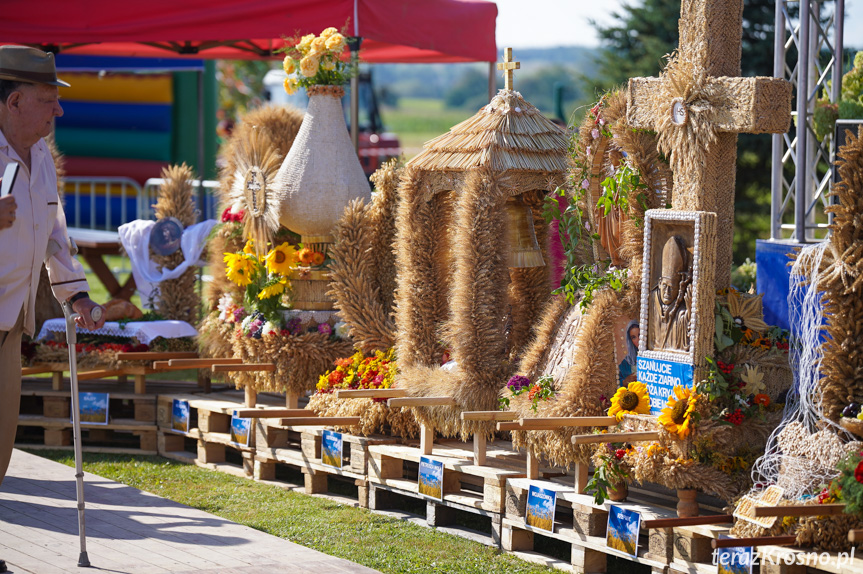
[{"x1": 63, "y1": 176, "x2": 220, "y2": 230}]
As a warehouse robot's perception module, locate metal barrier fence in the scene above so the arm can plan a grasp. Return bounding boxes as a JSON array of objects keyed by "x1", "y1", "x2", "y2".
[{"x1": 64, "y1": 176, "x2": 220, "y2": 230}]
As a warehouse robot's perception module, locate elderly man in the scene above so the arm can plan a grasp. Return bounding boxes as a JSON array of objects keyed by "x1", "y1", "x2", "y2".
[{"x1": 0, "y1": 46, "x2": 106, "y2": 501}]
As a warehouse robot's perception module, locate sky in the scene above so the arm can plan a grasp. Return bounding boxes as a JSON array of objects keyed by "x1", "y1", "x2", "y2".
[{"x1": 494, "y1": 0, "x2": 863, "y2": 51}]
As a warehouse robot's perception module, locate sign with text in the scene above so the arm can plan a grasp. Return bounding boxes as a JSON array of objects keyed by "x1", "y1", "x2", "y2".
[
  {"x1": 172, "y1": 399, "x2": 190, "y2": 434},
  {"x1": 637, "y1": 356, "x2": 694, "y2": 415},
  {"x1": 230, "y1": 412, "x2": 252, "y2": 447},
  {"x1": 606, "y1": 505, "x2": 641, "y2": 557},
  {"x1": 525, "y1": 484, "x2": 556, "y2": 532},
  {"x1": 78, "y1": 392, "x2": 109, "y2": 425},
  {"x1": 418, "y1": 456, "x2": 444, "y2": 501},
  {"x1": 321, "y1": 430, "x2": 343, "y2": 469}
]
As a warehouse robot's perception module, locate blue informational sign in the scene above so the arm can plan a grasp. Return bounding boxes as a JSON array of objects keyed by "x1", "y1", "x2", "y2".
[
  {"x1": 172, "y1": 399, "x2": 190, "y2": 434},
  {"x1": 77, "y1": 392, "x2": 109, "y2": 425},
  {"x1": 525, "y1": 484, "x2": 557, "y2": 532},
  {"x1": 418, "y1": 456, "x2": 444, "y2": 501},
  {"x1": 716, "y1": 538, "x2": 753, "y2": 574},
  {"x1": 637, "y1": 356, "x2": 694, "y2": 415},
  {"x1": 321, "y1": 429, "x2": 343, "y2": 469},
  {"x1": 230, "y1": 413, "x2": 252, "y2": 447},
  {"x1": 606, "y1": 505, "x2": 641, "y2": 557}
]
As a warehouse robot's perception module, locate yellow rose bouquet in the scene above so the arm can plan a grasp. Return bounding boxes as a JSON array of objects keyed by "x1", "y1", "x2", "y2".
[{"x1": 281, "y1": 26, "x2": 353, "y2": 94}]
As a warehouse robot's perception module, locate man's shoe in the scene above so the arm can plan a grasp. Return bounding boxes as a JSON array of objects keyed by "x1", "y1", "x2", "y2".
[{"x1": 0, "y1": 558, "x2": 8, "y2": 572}]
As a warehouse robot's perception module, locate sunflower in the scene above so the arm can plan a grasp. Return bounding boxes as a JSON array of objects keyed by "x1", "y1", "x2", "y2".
[
  {"x1": 243, "y1": 239, "x2": 256, "y2": 256},
  {"x1": 726, "y1": 289, "x2": 769, "y2": 334},
  {"x1": 608, "y1": 381, "x2": 651, "y2": 420},
  {"x1": 657, "y1": 386, "x2": 696, "y2": 439},
  {"x1": 265, "y1": 242, "x2": 299, "y2": 275},
  {"x1": 258, "y1": 276, "x2": 289, "y2": 300},
  {"x1": 224, "y1": 253, "x2": 254, "y2": 286}
]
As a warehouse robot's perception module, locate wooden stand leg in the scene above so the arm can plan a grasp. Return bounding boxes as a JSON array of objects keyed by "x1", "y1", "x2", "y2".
[
  {"x1": 420, "y1": 423, "x2": 433, "y2": 455},
  {"x1": 285, "y1": 392, "x2": 298, "y2": 409},
  {"x1": 502, "y1": 524, "x2": 533, "y2": 552},
  {"x1": 526, "y1": 450, "x2": 539, "y2": 480},
  {"x1": 133, "y1": 374, "x2": 146, "y2": 394},
  {"x1": 254, "y1": 459, "x2": 276, "y2": 481},
  {"x1": 245, "y1": 386, "x2": 257, "y2": 408},
  {"x1": 197, "y1": 369, "x2": 211, "y2": 393},
  {"x1": 574, "y1": 462, "x2": 589, "y2": 494},
  {"x1": 473, "y1": 433, "x2": 487, "y2": 466},
  {"x1": 51, "y1": 371, "x2": 63, "y2": 391}
]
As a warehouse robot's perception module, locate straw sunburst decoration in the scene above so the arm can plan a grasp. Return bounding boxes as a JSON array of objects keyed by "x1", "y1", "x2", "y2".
[{"x1": 227, "y1": 127, "x2": 282, "y2": 258}]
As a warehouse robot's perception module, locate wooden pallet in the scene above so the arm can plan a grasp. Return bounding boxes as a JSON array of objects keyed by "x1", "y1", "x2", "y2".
[
  {"x1": 15, "y1": 416, "x2": 158, "y2": 454},
  {"x1": 155, "y1": 391, "x2": 284, "y2": 478},
  {"x1": 253, "y1": 418, "x2": 397, "y2": 506}
]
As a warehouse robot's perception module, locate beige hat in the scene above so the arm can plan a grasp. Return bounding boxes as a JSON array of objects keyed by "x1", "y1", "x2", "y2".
[{"x1": 0, "y1": 45, "x2": 69, "y2": 87}]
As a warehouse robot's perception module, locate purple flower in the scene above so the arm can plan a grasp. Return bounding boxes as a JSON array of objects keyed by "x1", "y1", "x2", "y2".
[
  {"x1": 591, "y1": 128, "x2": 600, "y2": 140},
  {"x1": 286, "y1": 317, "x2": 302, "y2": 336},
  {"x1": 580, "y1": 178, "x2": 590, "y2": 190},
  {"x1": 317, "y1": 323, "x2": 333, "y2": 336},
  {"x1": 507, "y1": 375, "x2": 530, "y2": 392},
  {"x1": 233, "y1": 307, "x2": 246, "y2": 323}
]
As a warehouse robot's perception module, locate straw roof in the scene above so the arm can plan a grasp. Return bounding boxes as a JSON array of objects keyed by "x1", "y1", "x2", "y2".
[{"x1": 407, "y1": 89, "x2": 568, "y2": 174}]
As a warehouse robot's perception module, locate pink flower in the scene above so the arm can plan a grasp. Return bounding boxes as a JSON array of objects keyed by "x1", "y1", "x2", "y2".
[
  {"x1": 591, "y1": 128, "x2": 600, "y2": 139},
  {"x1": 317, "y1": 323, "x2": 332, "y2": 336},
  {"x1": 585, "y1": 146, "x2": 592, "y2": 157},
  {"x1": 580, "y1": 179, "x2": 590, "y2": 190}
]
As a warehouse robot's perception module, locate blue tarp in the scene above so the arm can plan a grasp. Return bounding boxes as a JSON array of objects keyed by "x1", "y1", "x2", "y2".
[
  {"x1": 755, "y1": 239, "x2": 800, "y2": 331},
  {"x1": 57, "y1": 101, "x2": 172, "y2": 132},
  {"x1": 54, "y1": 55, "x2": 204, "y2": 72}
]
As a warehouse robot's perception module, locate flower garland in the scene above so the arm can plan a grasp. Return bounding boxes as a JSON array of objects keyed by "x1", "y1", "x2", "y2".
[
  {"x1": 499, "y1": 374, "x2": 555, "y2": 411},
  {"x1": 280, "y1": 27, "x2": 352, "y2": 94},
  {"x1": 315, "y1": 349, "x2": 398, "y2": 396}
]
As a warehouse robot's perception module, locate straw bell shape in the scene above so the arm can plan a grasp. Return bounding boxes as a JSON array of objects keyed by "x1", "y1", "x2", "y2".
[{"x1": 275, "y1": 89, "x2": 371, "y2": 243}]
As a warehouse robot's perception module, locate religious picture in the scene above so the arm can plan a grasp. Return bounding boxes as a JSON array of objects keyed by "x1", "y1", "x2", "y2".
[
  {"x1": 613, "y1": 315, "x2": 639, "y2": 386},
  {"x1": 151, "y1": 217, "x2": 184, "y2": 256},
  {"x1": 647, "y1": 235, "x2": 692, "y2": 354}
]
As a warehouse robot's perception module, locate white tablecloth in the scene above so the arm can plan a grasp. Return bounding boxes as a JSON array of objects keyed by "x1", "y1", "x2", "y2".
[{"x1": 36, "y1": 319, "x2": 198, "y2": 345}]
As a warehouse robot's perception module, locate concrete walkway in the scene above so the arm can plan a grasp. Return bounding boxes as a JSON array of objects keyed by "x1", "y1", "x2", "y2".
[{"x1": 0, "y1": 449, "x2": 381, "y2": 574}]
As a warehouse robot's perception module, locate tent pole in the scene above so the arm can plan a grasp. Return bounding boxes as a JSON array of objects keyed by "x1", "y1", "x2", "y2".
[
  {"x1": 348, "y1": 37, "x2": 363, "y2": 151},
  {"x1": 488, "y1": 62, "x2": 495, "y2": 101},
  {"x1": 197, "y1": 69, "x2": 205, "y2": 220}
]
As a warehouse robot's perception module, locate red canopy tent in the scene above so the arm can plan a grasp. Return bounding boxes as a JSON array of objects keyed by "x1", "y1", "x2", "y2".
[{"x1": 0, "y1": 0, "x2": 498, "y2": 63}]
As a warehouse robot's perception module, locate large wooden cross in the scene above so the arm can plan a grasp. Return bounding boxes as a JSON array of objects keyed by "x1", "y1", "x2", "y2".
[
  {"x1": 498, "y1": 47, "x2": 520, "y2": 91},
  {"x1": 626, "y1": 0, "x2": 791, "y2": 288}
]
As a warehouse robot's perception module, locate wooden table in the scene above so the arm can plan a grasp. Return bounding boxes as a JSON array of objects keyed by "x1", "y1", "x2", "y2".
[{"x1": 68, "y1": 227, "x2": 136, "y2": 300}]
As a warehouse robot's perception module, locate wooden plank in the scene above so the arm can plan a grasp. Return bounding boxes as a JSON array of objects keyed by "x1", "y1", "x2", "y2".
[
  {"x1": 643, "y1": 514, "x2": 734, "y2": 529},
  {"x1": 333, "y1": 388, "x2": 408, "y2": 399},
  {"x1": 211, "y1": 363, "x2": 276, "y2": 372},
  {"x1": 753, "y1": 503, "x2": 845, "y2": 517},
  {"x1": 572, "y1": 431, "x2": 661, "y2": 444},
  {"x1": 518, "y1": 416, "x2": 617, "y2": 428},
  {"x1": 76, "y1": 368, "x2": 127, "y2": 381},
  {"x1": 21, "y1": 366, "x2": 54, "y2": 376},
  {"x1": 152, "y1": 361, "x2": 201, "y2": 371},
  {"x1": 233, "y1": 408, "x2": 310, "y2": 418},
  {"x1": 387, "y1": 396, "x2": 456, "y2": 407},
  {"x1": 711, "y1": 535, "x2": 797, "y2": 548},
  {"x1": 167, "y1": 358, "x2": 243, "y2": 367},
  {"x1": 116, "y1": 351, "x2": 198, "y2": 361},
  {"x1": 279, "y1": 417, "x2": 360, "y2": 426},
  {"x1": 849, "y1": 529, "x2": 863, "y2": 542},
  {"x1": 461, "y1": 411, "x2": 518, "y2": 421}
]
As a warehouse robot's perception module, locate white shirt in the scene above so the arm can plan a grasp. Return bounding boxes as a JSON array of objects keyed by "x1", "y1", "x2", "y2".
[{"x1": 0, "y1": 129, "x2": 88, "y2": 336}]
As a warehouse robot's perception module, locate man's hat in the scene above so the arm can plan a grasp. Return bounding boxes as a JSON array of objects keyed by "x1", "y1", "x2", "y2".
[{"x1": 0, "y1": 45, "x2": 69, "y2": 87}]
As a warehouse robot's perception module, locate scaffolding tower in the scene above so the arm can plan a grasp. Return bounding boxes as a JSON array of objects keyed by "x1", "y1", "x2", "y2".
[{"x1": 771, "y1": 0, "x2": 845, "y2": 242}]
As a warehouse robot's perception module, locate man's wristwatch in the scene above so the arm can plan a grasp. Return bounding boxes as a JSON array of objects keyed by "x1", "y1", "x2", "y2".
[{"x1": 68, "y1": 291, "x2": 89, "y2": 305}]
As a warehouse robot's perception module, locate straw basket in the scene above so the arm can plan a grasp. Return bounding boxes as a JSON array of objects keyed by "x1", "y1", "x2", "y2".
[
  {"x1": 275, "y1": 85, "x2": 371, "y2": 246},
  {"x1": 289, "y1": 268, "x2": 333, "y2": 310}
]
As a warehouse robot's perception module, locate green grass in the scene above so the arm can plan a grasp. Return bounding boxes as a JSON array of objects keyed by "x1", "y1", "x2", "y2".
[
  {"x1": 28, "y1": 450, "x2": 556, "y2": 574},
  {"x1": 383, "y1": 98, "x2": 476, "y2": 158}
]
